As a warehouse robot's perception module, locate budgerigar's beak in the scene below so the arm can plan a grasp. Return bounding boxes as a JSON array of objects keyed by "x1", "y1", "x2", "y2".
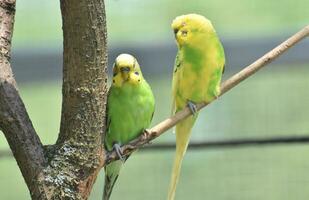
[{"x1": 119, "y1": 67, "x2": 130, "y2": 82}]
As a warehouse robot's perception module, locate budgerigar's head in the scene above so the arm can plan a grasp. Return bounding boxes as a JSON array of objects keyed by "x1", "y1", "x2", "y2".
[
  {"x1": 171, "y1": 14, "x2": 215, "y2": 47},
  {"x1": 112, "y1": 54, "x2": 143, "y2": 87}
]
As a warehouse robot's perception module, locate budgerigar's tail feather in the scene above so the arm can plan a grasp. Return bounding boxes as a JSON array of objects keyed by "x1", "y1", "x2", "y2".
[
  {"x1": 168, "y1": 115, "x2": 197, "y2": 200},
  {"x1": 103, "y1": 160, "x2": 123, "y2": 200}
]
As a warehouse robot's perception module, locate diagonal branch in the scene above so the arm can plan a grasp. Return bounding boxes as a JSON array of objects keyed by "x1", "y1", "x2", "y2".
[
  {"x1": 106, "y1": 25, "x2": 309, "y2": 164},
  {"x1": 0, "y1": 0, "x2": 46, "y2": 189}
]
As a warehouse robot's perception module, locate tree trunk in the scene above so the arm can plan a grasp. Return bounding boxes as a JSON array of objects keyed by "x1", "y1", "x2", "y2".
[{"x1": 0, "y1": 0, "x2": 108, "y2": 199}]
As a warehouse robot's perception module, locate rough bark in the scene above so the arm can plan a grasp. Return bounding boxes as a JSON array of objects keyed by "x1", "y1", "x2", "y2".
[
  {"x1": 0, "y1": 0, "x2": 47, "y2": 194},
  {"x1": 1, "y1": 0, "x2": 108, "y2": 199},
  {"x1": 34, "y1": 0, "x2": 108, "y2": 199}
]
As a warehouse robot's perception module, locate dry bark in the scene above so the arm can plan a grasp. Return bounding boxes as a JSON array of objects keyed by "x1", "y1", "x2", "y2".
[{"x1": 0, "y1": 0, "x2": 108, "y2": 199}]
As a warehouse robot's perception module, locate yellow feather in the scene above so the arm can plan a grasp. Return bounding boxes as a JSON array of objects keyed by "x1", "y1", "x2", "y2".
[
  {"x1": 168, "y1": 116, "x2": 196, "y2": 200},
  {"x1": 168, "y1": 13, "x2": 225, "y2": 200}
]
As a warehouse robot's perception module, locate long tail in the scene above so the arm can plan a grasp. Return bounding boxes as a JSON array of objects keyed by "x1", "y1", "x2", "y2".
[
  {"x1": 168, "y1": 115, "x2": 196, "y2": 200},
  {"x1": 103, "y1": 160, "x2": 123, "y2": 200}
]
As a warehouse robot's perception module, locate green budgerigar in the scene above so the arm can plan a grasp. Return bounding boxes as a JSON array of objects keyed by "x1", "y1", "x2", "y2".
[
  {"x1": 103, "y1": 54, "x2": 155, "y2": 200},
  {"x1": 168, "y1": 14, "x2": 225, "y2": 199}
]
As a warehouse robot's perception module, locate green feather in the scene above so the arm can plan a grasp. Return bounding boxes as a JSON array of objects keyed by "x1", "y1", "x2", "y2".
[
  {"x1": 169, "y1": 14, "x2": 225, "y2": 200},
  {"x1": 103, "y1": 54, "x2": 155, "y2": 200}
]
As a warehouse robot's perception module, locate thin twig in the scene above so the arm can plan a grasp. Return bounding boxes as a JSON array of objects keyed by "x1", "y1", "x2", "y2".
[{"x1": 106, "y1": 25, "x2": 309, "y2": 163}]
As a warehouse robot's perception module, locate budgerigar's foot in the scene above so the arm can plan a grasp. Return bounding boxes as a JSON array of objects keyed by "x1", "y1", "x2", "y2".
[
  {"x1": 187, "y1": 100, "x2": 197, "y2": 115},
  {"x1": 214, "y1": 87, "x2": 220, "y2": 100},
  {"x1": 143, "y1": 129, "x2": 151, "y2": 136},
  {"x1": 113, "y1": 143, "x2": 125, "y2": 162},
  {"x1": 142, "y1": 129, "x2": 152, "y2": 144}
]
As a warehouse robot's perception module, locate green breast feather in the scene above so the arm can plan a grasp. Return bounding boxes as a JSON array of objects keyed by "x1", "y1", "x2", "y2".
[{"x1": 105, "y1": 80, "x2": 155, "y2": 151}]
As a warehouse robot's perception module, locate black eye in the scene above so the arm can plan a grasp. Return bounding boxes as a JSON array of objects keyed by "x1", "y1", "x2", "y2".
[
  {"x1": 120, "y1": 67, "x2": 130, "y2": 72},
  {"x1": 134, "y1": 71, "x2": 139, "y2": 75},
  {"x1": 181, "y1": 30, "x2": 188, "y2": 36}
]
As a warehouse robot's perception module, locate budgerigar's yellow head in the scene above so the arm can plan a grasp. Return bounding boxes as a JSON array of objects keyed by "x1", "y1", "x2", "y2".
[
  {"x1": 171, "y1": 14, "x2": 216, "y2": 47},
  {"x1": 112, "y1": 54, "x2": 143, "y2": 87}
]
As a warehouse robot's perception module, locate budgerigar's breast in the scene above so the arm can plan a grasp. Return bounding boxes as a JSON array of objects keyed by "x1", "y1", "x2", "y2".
[
  {"x1": 105, "y1": 81, "x2": 155, "y2": 150},
  {"x1": 174, "y1": 40, "x2": 225, "y2": 111}
]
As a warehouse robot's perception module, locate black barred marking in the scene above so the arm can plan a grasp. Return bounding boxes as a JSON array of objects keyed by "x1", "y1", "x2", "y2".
[
  {"x1": 133, "y1": 59, "x2": 137, "y2": 68},
  {"x1": 112, "y1": 64, "x2": 118, "y2": 77}
]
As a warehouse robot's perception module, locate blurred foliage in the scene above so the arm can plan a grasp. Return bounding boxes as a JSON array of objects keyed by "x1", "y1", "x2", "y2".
[
  {"x1": 13, "y1": 0, "x2": 309, "y2": 47},
  {"x1": 1, "y1": 64, "x2": 309, "y2": 199}
]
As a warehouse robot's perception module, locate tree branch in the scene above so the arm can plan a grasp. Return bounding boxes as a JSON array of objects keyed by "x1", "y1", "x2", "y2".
[
  {"x1": 0, "y1": 0, "x2": 46, "y2": 190},
  {"x1": 32, "y1": 1, "x2": 108, "y2": 199},
  {"x1": 106, "y1": 25, "x2": 309, "y2": 164},
  {"x1": 58, "y1": 0, "x2": 108, "y2": 145}
]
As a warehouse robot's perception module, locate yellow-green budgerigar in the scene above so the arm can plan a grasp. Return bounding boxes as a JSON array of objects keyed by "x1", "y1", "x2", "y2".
[
  {"x1": 103, "y1": 54, "x2": 155, "y2": 200},
  {"x1": 168, "y1": 14, "x2": 225, "y2": 199}
]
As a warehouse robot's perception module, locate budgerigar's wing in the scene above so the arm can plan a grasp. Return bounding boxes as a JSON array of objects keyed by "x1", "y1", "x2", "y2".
[
  {"x1": 171, "y1": 53, "x2": 181, "y2": 116},
  {"x1": 104, "y1": 88, "x2": 112, "y2": 150}
]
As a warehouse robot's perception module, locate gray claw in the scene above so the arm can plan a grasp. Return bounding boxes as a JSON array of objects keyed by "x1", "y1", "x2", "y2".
[
  {"x1": 187, "y1": 101, "x2": 197, "y2": 115},
  {"x1": 144, "y1": 129, "x2": 151, "y2": 134},
  {"x1": 113, "y1": 143, "x2": 125, "y2": 162}
]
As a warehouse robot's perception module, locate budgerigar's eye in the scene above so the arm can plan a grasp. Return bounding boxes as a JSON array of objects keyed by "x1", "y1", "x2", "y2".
[
  {"x1": 134, "y1": 71, "x2": 139, "y2": 75},
  {"x1": 181, "y1": 30, "x2": 188, "y2": 36},
  {"x1": 120, "y1": 67, "x2": 130, "y2": 72}
]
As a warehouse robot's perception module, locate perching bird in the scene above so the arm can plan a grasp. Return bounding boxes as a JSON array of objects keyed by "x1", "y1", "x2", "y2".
[
  {"x1": 168, "y1": 14, "x2": 225, "y2": 200},
  {"x1": 103, "y1": 54, "x2": 155, "y2": 200}
]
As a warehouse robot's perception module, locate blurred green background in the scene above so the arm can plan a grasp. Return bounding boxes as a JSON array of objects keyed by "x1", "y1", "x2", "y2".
[{"x1": 1, "y1": 0, "x2": 309, "y2": 199}]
